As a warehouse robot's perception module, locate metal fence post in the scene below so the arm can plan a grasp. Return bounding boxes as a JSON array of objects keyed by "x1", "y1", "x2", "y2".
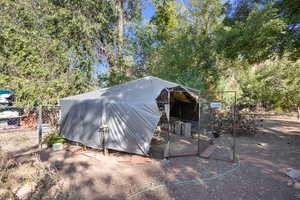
[
  {"x1": 232, "y1": 91, "x2": 237, "y2": 162},
  {"x1": 197, "y1": 98, "x2": 201, "y2": 156},
  {"x1": 37, "y1": 105, "x2": 43, "y2": 148},
  {"x1": 164, "y1": 88, "x2": 171, "y2": 159}
]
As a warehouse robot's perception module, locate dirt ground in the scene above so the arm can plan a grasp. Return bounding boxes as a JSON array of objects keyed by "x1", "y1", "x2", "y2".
[{"x1": 1, "y1": 117, "x2": 300, "y2": 200}]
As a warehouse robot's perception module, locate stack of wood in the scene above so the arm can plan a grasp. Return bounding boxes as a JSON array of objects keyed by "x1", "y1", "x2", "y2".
[
  {"x1": 236, "y1": 113, "x2": 258, "y2": 135},
  {"x1": 211, "y1": 109, "x2": 258, "y2": 136}
]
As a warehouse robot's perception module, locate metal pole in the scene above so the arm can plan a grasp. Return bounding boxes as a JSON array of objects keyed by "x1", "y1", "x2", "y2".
[
  {"x1": 37, "y1": 105, "x2": 43, "y2": 148},
  {"x1": 198, "y1": 97, "x2": 201, "y2": 156},
  {"x1": 167, "y1": 89, "x2": 171, "y2": 158},
  {"x1": 232, "y1": 91, "x2": 237, "y2": 162},
  {"x1": 163, "y1": 89, "x2": 171, "y2": 159}
]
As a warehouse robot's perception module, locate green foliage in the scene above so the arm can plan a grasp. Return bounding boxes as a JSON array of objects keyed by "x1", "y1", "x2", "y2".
[
  {"x1": 98, "y1": 68, "x2": 135, "y2": 87},
  {"x1": 151, "y1": 0, "x2": 177, "y2": 41},
  {"x1": 44, "y1": 132, "x2": 66, "y2": 147},
  {"x1": 218, "y1": 3, "x2": 287, "y2": 63},
  {"x1": 0, "y1": 0, "x2": 143, "y2": 104},
  {"x1": 0, "y1": 0, "x2": 99, "y2": 106},
  {"x1": 275, "y1": 0, "x2": 300, "y2": 60},
  {"x1": 213, "y1": 0, "x2": 299, "y2": 111},
  {"x1": 0, "y1": 0, "x2": 299, "y2": 112},
  {"x1": 133, "y1": 0, "x2": 224, "y2": 90},
  {"x1": 237, "y1": 55, "x2": 300, "y2": 110}
]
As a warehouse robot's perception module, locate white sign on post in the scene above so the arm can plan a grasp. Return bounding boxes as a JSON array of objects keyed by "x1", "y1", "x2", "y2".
[{"x1": 210, "y1": 102, "x2": 222, "y2": 108}]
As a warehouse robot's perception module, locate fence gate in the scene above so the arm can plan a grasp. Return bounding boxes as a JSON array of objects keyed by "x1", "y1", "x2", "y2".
[
  {"x1": 199, "y1": 91, "x2": 237, "y2": 162},
  {"x1": 166, "y1": 91, "x2": 237, "y2": 162}
]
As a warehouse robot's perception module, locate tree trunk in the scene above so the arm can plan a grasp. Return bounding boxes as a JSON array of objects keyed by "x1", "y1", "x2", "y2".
[
  {"x1": 116, "y1": 0, "x2": 124, "y2": 59},
  {"x1": 256, "y1": 102, "x2": 262, "y2": 112},
  {"x1": 297, "y1": 106, "x2": 300, "y2": 120},
  {"x1": 116, "y1": 0, "x2": 133, "y2": 77}
]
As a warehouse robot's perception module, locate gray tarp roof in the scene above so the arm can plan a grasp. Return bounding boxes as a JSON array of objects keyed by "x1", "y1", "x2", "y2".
[{"x1": 59, "y1": 76, "x2": 199, "y2": 155}]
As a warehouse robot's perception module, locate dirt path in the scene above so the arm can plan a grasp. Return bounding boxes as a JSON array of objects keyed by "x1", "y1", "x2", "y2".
[{"x1": 2, "y1": 118, "x2": 300, "y2": 200}]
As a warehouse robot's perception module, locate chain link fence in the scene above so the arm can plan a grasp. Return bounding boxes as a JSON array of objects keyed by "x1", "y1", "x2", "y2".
[
  {"x1": 41, "y1": 106, "x2": 60, "y2": 133},
  {"x1": 0, "y1": 106, "x2": 37, "y2": 132},
  {"x1": 0, "y1": 99, "x2": 260, "y2": 160},
  {"x1": 0, "y1": 105, "x2": 60, "y2": 147}
]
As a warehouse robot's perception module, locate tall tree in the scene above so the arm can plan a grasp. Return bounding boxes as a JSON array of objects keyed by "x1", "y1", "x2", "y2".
[
  {"x1": 219, "y1": 0, "x2": 299, "y2": 63},
  {"x1": 218, "y1": 0, "x2": 300, "y2": 112},
  {"x1": 133, "y1": 0, "x2": 225, "y2": 90},
  {"x1": 0, "y1": 0, "x2": 142, "y2": 105},
  {"x1": 0, "y1": 0, "x2": 96, "y2": 105}
]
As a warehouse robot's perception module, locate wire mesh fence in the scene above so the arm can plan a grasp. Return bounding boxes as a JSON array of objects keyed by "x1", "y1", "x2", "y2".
[
  {"x1": 0, "y1": 105, "x2": 60, "y2": 147},
  {"x1": 0, "y1": 100, "x2": 261, "y2": 159},
  {"x1": 199, "y1": 91, "x2": 237, "y2": 161},
  {"x1": 0, "y1": 106, "x2": 37, "y2": 132},
  {"x1": 163, "y1": 91, "x2": 239, "y2": 161},
  {"x1": 167, "y1": 118, "x2": 207, "y2": 157},
  {"x1": 41, "y1": 106, "x2": 60, "y2": 133}
]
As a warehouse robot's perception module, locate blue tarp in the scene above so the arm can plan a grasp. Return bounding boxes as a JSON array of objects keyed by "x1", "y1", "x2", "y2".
[{"x1": 0, "y1": 90, "x2": 15, "y2": 95}]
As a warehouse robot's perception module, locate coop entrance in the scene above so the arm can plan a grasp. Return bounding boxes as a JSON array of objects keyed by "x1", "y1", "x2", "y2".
[
  {"x1": 150, "y1": 87, "x2": 207, "y2": 159},
  {"x1": 150, "y1": 89, "x2": 238, "y2": 163}
]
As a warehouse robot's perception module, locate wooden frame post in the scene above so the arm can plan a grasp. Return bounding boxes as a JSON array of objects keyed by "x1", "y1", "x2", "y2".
[{"x1": 100, "y1": 124, "x2": 109, "y2": 156}]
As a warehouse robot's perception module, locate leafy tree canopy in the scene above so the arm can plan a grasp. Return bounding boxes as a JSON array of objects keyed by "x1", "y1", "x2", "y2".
[{"x1": 0, "y1": 0, "x2": 299, "y2": 111}]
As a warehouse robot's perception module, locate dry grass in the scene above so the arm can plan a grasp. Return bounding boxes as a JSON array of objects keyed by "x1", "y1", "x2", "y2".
[{"x1": 0, "y1": 148, "x2": 82, "y2": 200}]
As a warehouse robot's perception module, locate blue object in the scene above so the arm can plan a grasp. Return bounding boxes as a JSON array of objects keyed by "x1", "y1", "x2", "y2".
[{"x1": 0, "y1": 90, "x2": 15, "y2": 95}]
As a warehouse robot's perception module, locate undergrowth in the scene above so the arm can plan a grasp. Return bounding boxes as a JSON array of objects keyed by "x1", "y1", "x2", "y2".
[
  {"x1": 43, "y1": 132, "x2": 66, "y2": 147},
  {"x1": 0, "y1": 148, "x2": 82, "y2": 200}
]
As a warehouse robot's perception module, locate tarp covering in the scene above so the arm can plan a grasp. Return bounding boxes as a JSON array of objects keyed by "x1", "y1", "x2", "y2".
[
  {"x1": 0, "y1": 90, "x2": 15, "y2": 95},
  {"x1": 59, "y1": 76, "x2": 199, "y2": 155}
]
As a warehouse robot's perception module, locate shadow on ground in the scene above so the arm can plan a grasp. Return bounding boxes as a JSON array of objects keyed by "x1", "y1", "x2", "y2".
[{"x1": 3, "y1": 118, "x2": 300, "y2": 200}]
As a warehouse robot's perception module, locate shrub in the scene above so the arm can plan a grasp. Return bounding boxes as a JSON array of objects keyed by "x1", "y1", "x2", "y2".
[{"x1": 43, "y1": 132, "x2": 66, "y2": 147}]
